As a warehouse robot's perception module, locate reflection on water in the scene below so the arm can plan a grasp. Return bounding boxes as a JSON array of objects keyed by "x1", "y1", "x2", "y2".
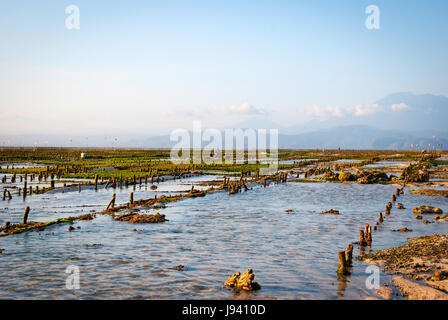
[{"x1": 0, "y1": 174, "x2": 447, "y2": 299}]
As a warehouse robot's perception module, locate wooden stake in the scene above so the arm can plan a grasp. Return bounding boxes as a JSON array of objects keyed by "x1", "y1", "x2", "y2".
[
  {"x1": 23, "y1": 206, "x2": 30, "y2": 224},
  {"x1": 337, "y1": 250, "x2": 349, "y2": 275},
  {"x1": 365, "y1": 224, "x2": 372, "y2": 244},
  {"x1": 346, "y1": 244, "x2": 353, "y2": 267},
  {"x1": 107, "y1": 193, "x2": 116, "y2": 210},
  {"x1": 359, "y1": 230, "x2": 367, "y2": 246}
]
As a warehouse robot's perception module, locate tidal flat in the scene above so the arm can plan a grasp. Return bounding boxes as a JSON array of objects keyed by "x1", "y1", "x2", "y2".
[{"x1": 0, "y1": 148, "x2": 447, "y2": 299}]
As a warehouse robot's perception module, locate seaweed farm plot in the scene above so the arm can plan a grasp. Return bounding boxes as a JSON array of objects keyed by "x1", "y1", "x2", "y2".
[
  {"x1": 0, "y1": 174, "x2": 223, "y2": 225},
  {"x1": 0, "y1": 176, "x2": 447, "y2": 299}
]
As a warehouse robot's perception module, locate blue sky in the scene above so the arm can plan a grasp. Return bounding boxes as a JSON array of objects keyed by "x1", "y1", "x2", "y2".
[{"x1": 1, "y1": 0, "x2": 447, "y2": 135}]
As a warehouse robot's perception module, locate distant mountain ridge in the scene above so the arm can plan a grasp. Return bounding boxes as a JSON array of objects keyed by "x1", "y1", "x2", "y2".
[
  {"x1": 138, "y1": 125, "x2": 446, "y2": 150},
  {"x1": 2, "y1": 92, "x2": 447, "y2": 150}
]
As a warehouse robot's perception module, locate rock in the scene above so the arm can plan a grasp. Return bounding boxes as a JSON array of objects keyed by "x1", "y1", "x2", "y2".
[
  {"x1": 416, "y1": 215, "x2": 423, "y2": 220},
  {"x1": 285, "y1": 209, "x2": 293, "y2": 213},
  {"x1": 115, "y1": 212, "x2": 167, "y2": 224},
  {"x1": 393, "y1": 227, "x2": 412, "y2": 232},
  {"x1": 338, "y1": 171, "x2": 354, "y2": 182},
  {"x1": 431, "y1": 271, "x2": 448, "y2": 282},
  {"x1": 355, "y1": 170, "x2": 389, "y2": 184},
  {"x1": 400, "y1": 162, "x2": 430, "y2": 183},
  {"x1": 78, "y1": 213, "x2": 95, "y2": 220},
  {"x1": 321, "y1": 170, "x2": 338, "y2": 181},
  {"x1": 320, "y1": 209, "x2": 340, "y2": 215},
  {"x1": 423, "y1": 220, "x2": 432, "y2": 224},
  {"x1": 434, "y1": 214, "x2": 448, "y2": 222},
  {"x1": 68, "y1": 226, "x2": 75, "y2": 232},
  {"x1": 224, "y1": 269, "x2": 261, "y2": 291},
  {"x1": 413, "y1": 206, "x2": 443, "y2": 215},
  {"x1": 176, "y1": 265, "x2": 184, "y2": 271},
  {"x1": 397, "y1": 203, "x2": 405, "y2": 210}
]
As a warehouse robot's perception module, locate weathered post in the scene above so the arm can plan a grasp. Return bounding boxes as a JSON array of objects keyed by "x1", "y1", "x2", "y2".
[
  {"x1": 359, "y1": 230, "x2": 367, "y2": 246},
  {"x1": 23, "y1": 206, "x2": 30, "y2": 224},
  {"x1": 378, "y1": 212, "x2": 383, "y2": 224},
  {"x1": 346, "y1": 244, "x2": 353, "y2": 267},
  {"x1": 106, "y1": 193, "x2": 116, "y2": 210},
  {"x1": 94, "y1": 174, "x2": 98, "y2": 191},
  {"x1": 337, "y1": 250, "x2": 349, "y2": 275},
  {"x1": 130, "y1": 192, "x2": 134, "y2": 205},
  {"x1": 365, "y1": 224, "x2": 372, "y2": 244}
]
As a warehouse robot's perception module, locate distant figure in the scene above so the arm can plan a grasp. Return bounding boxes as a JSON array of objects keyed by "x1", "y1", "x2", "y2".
[{"x1": 80, "y1": 152, "x2": 86, "y2": 159}]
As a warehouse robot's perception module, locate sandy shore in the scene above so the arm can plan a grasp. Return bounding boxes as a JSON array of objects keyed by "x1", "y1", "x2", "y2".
[{"x1": 361, "y1": 234, "x2": 448, "y2": 300}]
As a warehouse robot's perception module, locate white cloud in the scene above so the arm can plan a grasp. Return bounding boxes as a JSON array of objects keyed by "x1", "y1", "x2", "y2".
[
  {"x1": 304, "y1": 105, "x2": 344, "y2": 119},
  {"x1": 353, "y1": 103, "x2": 383, "y2": 116},
  {"x1": 391, "y1": 103, "x2": 408, "y2": 111},
  {"x1": 217, "y1": 103, "x2": 266, "y2": 115},
  {"x1": 302, "y1": 101, "x2": 410, "y2": 120}
]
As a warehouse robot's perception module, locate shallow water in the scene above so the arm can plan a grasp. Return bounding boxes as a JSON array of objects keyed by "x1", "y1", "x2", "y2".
[
  {"x1": 363, "y1": 160, "x2": 417, "y2": 168},
  {"x1": 0, "y1": 162, "x2": 44, "y2": 169},
  {"x1": 0, "y1": 173, "x2": 447, "y2": 299}
]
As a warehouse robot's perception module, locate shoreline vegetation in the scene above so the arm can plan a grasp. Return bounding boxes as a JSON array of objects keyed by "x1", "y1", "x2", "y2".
[{"x1": 1, "y1": 147, "x2": 447, "y2": 298}]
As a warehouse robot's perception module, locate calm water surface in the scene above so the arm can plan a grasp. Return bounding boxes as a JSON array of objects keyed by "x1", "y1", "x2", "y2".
[{"x1": 0, "y1": 173, "x2": 447, "y2": 299}]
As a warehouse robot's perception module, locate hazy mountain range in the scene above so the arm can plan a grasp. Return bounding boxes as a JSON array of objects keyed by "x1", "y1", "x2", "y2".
[{"x1": 2, "y1": 92, "x2": 447, "y2": 150}]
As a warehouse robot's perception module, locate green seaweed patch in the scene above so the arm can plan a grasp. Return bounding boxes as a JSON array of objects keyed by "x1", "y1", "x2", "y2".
[
  {"x1": 0, "y1": 213, "x2": 95, "y2": 237},
  {"x1": 114, "y1": 212, "x2": 167, "y2": 223},
  {"x1": 410, "y1": 189, "x2": 448, "y2": 198}
]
